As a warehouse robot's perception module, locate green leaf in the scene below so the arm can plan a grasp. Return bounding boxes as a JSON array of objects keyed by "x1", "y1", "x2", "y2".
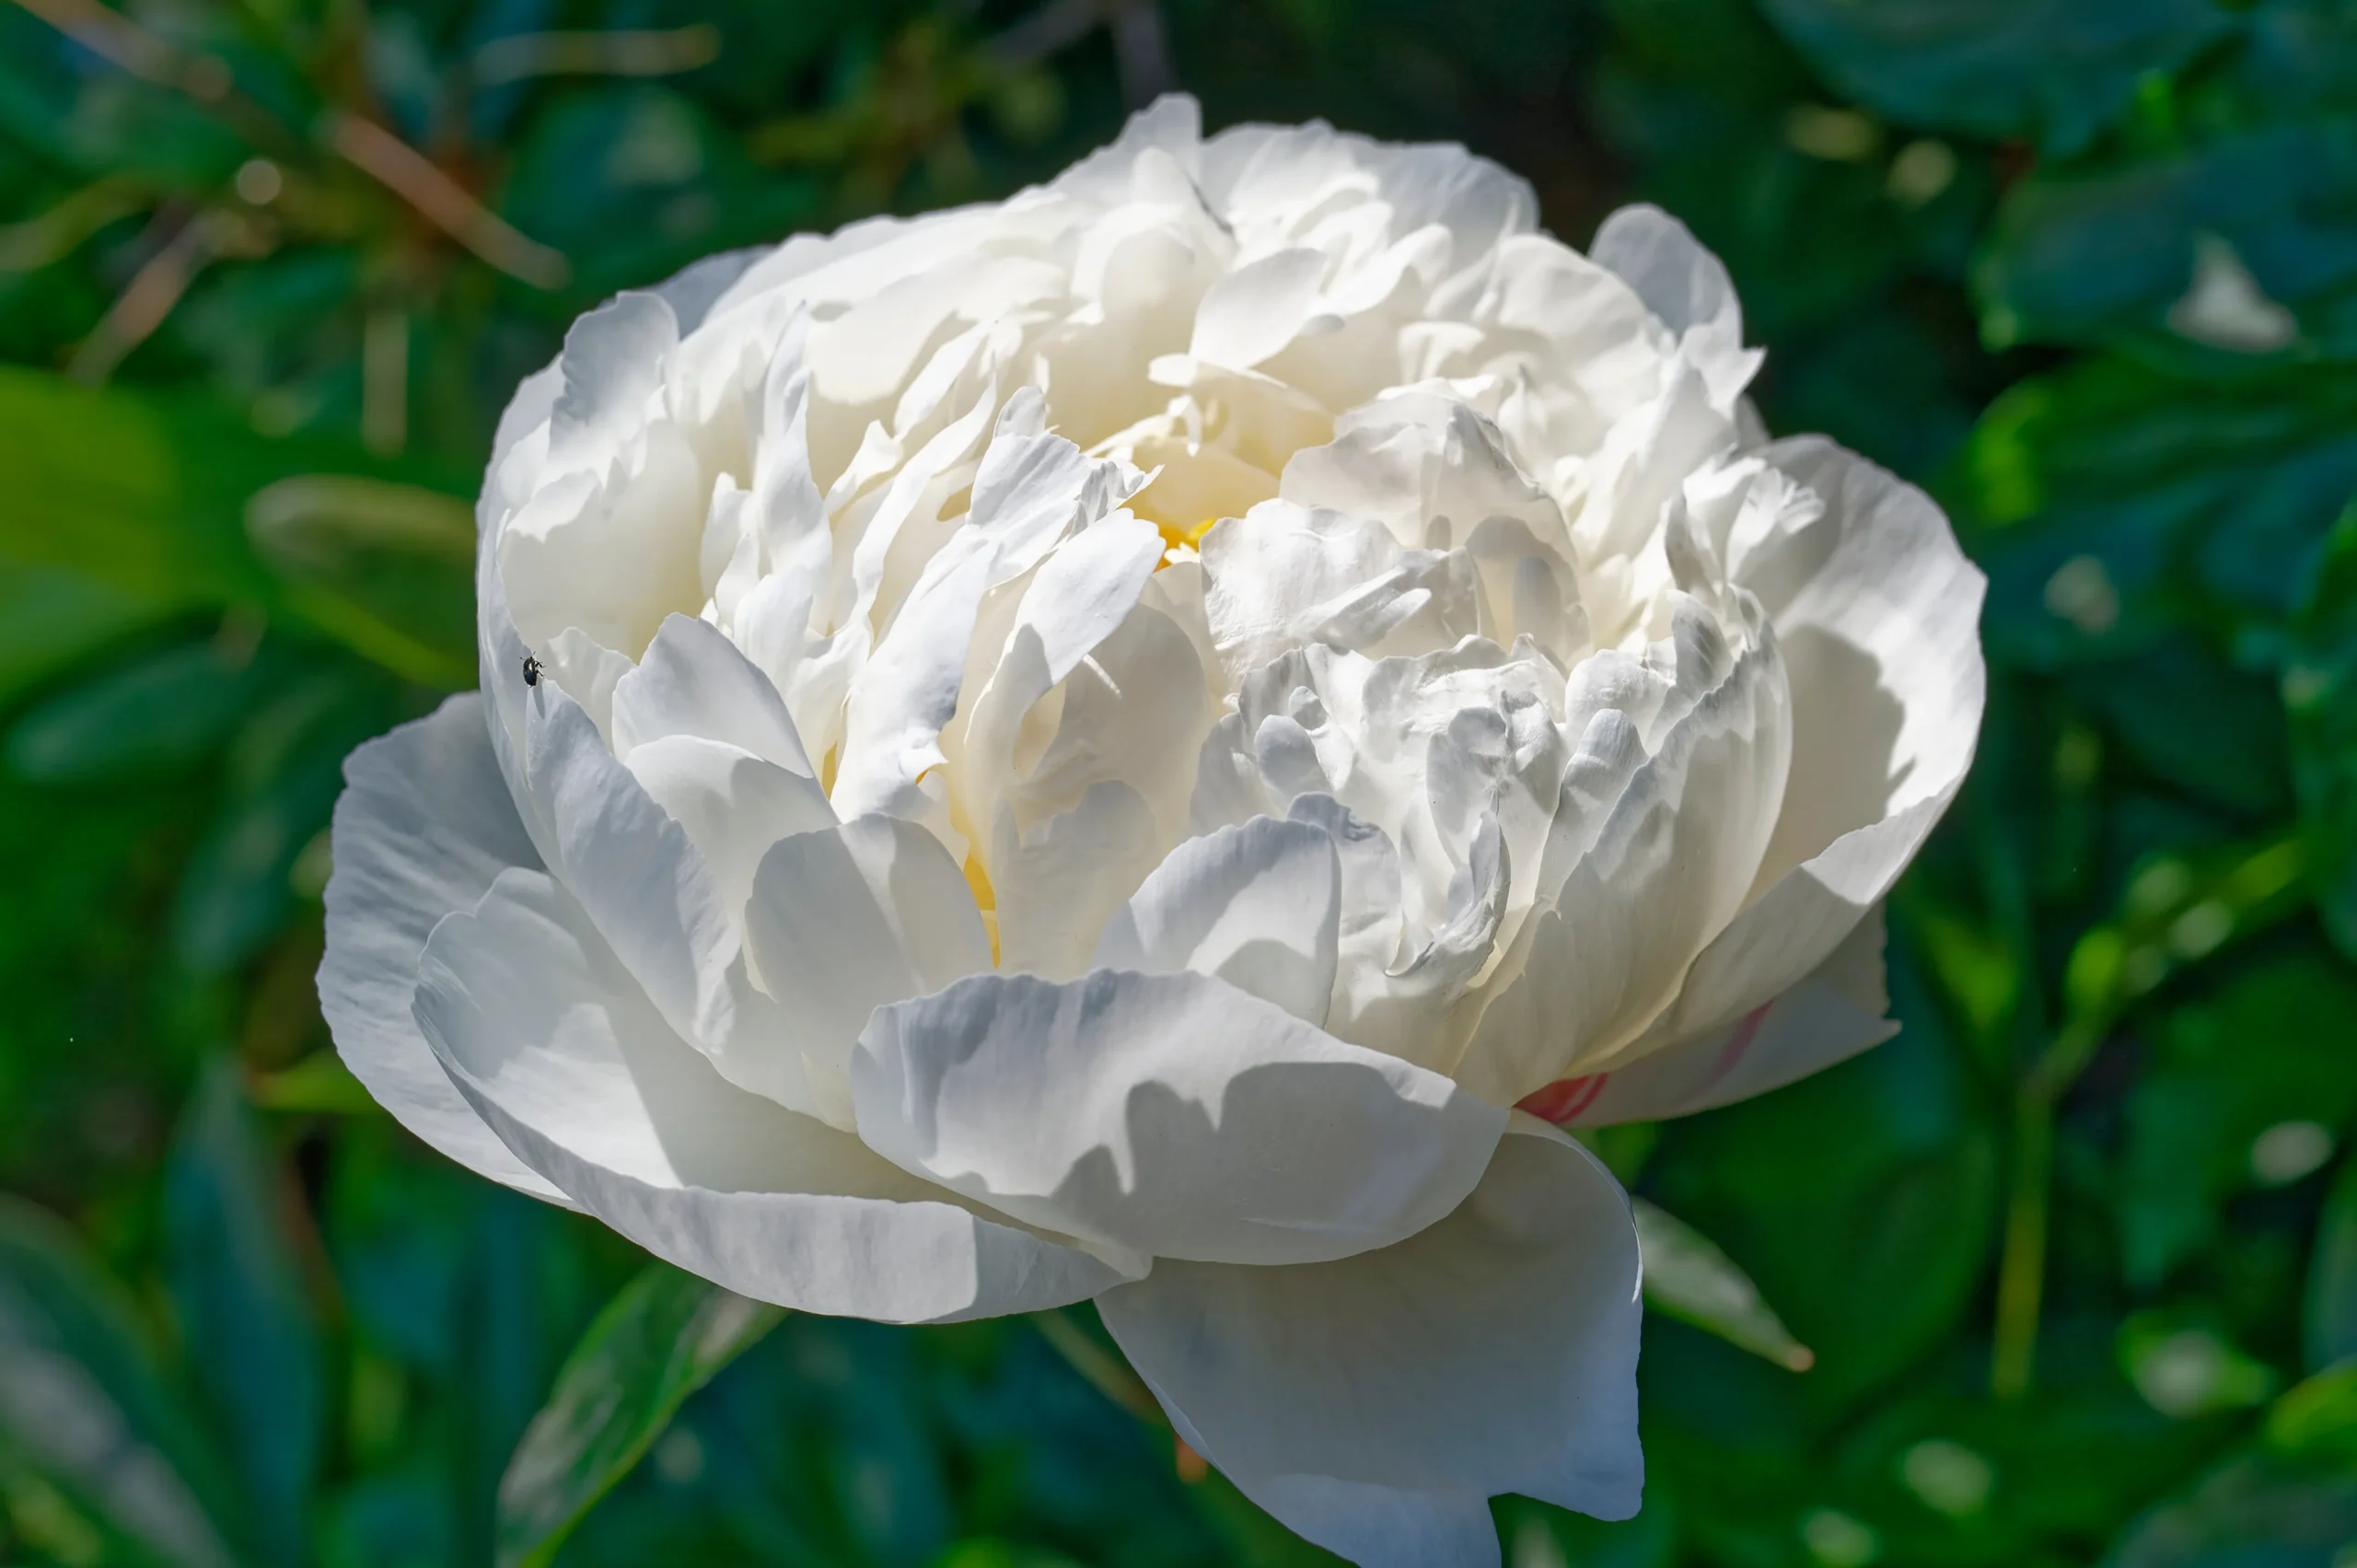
[
  {"x1": 2305, "y1": 1156, "x2": 2357, "y2": 1373},
  {"x1": 244, "y1": 476, "x2": 478, "y2": 691},
  {"x1": 0, "y1": 1193, "x2": 242, "y2": 1568},
  {"x1": 2121, "y1": 948, "x2": 2357, "y2": 1284},
  {"x1": 1754, "y1": 0, "x2": 2228, "y2": 156},
  {"x1": 1950, "y1": 357, "x2": 2357, "y2": 669},
  {"x1": 6, "y1": 636, "x2": 279, "y2": 785},
  {"x1": 2265, "y1": 1359, "x2": 2357, "y2": 1461},
  {"x1": 0, "y1": 367, "x2": 472, "y2": 702},
  {"x1": 1643, "y1": 956, "x2": 2001, "y2": 1401},
  {"x1": 494, "y1": 1263, "x2": 784, "y2": 1568},
  {"x1": 1980, "y1": 119, "x2": 2357, "y2": 357},
  {"x1": 2105, "y1": 1453, "x2": 2357, "y2": 1568},
  {"x1": 2289, "y1": 494, "x2": 2357, "y2": 959},
  {"x1": 1633, "y1": 1199, "x2": 1815, "y2": 1373},
  {"x1": 2116, "y1": 1312, "x2": 2277, "y2": 1421},
  {"x1": 163, "y1": 1059, "x2": 326, "y2": 1568},
  {"x1": 170, "y1": 666, "x2": 393, "y2": 974}
]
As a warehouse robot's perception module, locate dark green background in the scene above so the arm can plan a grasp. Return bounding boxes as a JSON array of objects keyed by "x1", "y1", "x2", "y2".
[{"x1": 2, "y1": 1, "x2": 2353, "y2": 1564}]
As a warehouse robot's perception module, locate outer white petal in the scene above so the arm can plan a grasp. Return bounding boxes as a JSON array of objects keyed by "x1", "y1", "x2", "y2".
[
  {"x1": 545, "y1": 291, "x2": 678, "y2": 477},
  {"x1": 1587, "y1": 203, "x2": 1761, "y2": 411},
  {"x1": 1195, "y1": 117, "x2": 1538, "y2": 292},
  {"x1": 741, "y1": 814, "x2": 994, "y2": 1126},
  {"x1": 850, "y1": 969, "x2": 1506, "y2": 1265},
  {"x1": 610, "y1": 612, "x2": 818, "y2": 777},
  {"x1": 522, "y1": 681, "x2": 814, "y2": 1114},
  {"x1": 319, "y1": 696, "x2": 564, "y2": 1202},
  {"x1": 1092, "y1": 816, "x2": 1341, "y2": 1026},
  {"x1": 1520, "y1": 905, "x2": 1896, "y2": 1127},
  {"x1": 1640, "y1": 441, "x2": 1984, "y2": 1048},
  {"x1": 1051, "y1": 92, "x2": 1205, "y2": 201},
  {"x1": 415, "y1": 867, "x2": 1138, "y2": 1320},
  {"x1": 1098, "y1": 1119, "x2": 1643, "y2": 1567}
]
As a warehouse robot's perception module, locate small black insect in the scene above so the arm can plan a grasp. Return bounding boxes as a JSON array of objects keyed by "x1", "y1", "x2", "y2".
[{"x1": 522, "y1": 655, "x2": 542, "y2": 688}]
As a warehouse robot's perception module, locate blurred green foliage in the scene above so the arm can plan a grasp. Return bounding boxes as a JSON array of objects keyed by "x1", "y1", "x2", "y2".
[{"x1": 0, "y1": 0, "x2": 2352, "y2": 1563}]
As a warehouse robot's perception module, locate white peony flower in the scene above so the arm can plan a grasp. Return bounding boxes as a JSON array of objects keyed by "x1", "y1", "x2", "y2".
[{"x1": 320, "y1": 97, "x2": 1984, "y2": 1565}]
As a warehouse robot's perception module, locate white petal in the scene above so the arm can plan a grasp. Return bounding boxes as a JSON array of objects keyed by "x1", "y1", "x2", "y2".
[
  {"x1": 547, "y1": 291, "x2": 677, "y2": 475},
  {"x1": 1454, "y1": 597, "x2": 1792, "y2": 1104},
  {"x1": 320, "y1": 696, "x2": 564, "y2": 1202},
  {"x1": 1191, "y1": 247, "x2": 1329, "y2": 370},
  {"x1": 621, "y1": 735, "x2": 836, "y2": 913},
  {"x1": 1588, "y1": 203, "x2": 1735, "y2": 340},
  {"x1": 1587, "y1": 204, "x2": 1760, "y2": 411},
  {"x1": 499, "y1": 418, "x2": 707, "y2": 661},
  {"x1": 1522, "y1": 905, "x2": 1896, "y2": 1126},
  {"x1": 525, "y1": 684, "x2": 731, "y2": 1039},
  {"x1": 1191, "y1": 641, "x2": 1567, "y2": 1073},
  {"x1": 1053, "y1": 93, "x2": 1204, "y2": 200},
  {"x1": 1643, "y1": 441, "x2": 1984, "y2": 1045},
  {"x1": 830, "y1": 408, "x2": 1149, "y2": 820},
  {"x1": 851, "y1": 968, "x2": 1505, "y2": 1265},
  {"x1": 1282, "y1": 391, "x2": 1564, "y2": 559},
  {"x1": 1196, "y1": 120, "x2": 1536, "y2": 292},
  {"x1": 968, "y1": 388, "x2": 1149, "y2": 575},
  {"x1": 988, "y1": 600, "x2": 1214, "y2": 844},
  {"x1": 1009, "y1": 514, "x2": 1169, "y2": 687},
  {"x1": 647, "y1": 244, "x2": 761, "y2": 336},
  {"x1": 756, "y1": 375, "x2": 832, "y2": 575},
  {"x1": 741, "y1": 814, "x2": 993, "y2": 1126},
  {"x1": 946, "y1": 515, "x2": 1173, "y2": 857},
  {"x1": 416, "y1": 868, "x2": 1135, "y2": 1320},
  {"x1": 610, "y1": 613, "x2": 817, "y2": 777},
  {"x1": 1098, "y1": 1119, "x2": 1643, "y2": 1567},
  {"x1": 830, "y1": 528, "x2": 998, "y2": 820},
  {"x1": 989, "y1": 781, "x2": 1166, "y2": 981},
  {"x1": 1093, "y1": 817, "x2": 1341, "y2": 1026},
  {"x1": 1202, "y1": 502, "x2": 1481, "y2": 681},
  {"x1": 522, "y1": 682, "x2": 814, "y2": 1114}
]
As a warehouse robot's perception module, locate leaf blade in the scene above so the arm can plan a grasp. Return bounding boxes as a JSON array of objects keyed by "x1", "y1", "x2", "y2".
[
  {"x1": 495, "y1": 1263, "x2": 783, "y2": 1568},
  {"x1": 1634, "y1": 1198, "x2": 1815, "y2": 1374}
]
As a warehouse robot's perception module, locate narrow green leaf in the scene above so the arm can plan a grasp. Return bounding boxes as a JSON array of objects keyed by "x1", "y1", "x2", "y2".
[
  {"x1": 163, "y1": 1059, "x2": 326, "y2": 1568},
  {"x1": 1634, "y1": 1199, "x2": 1815, "y2": 1373},
  {"x1": 0, "y1": 1194, "x2": 242, "y2": 1568},
  {"x1": 247, "y1": 1051, "x2": 380, "y2": 1117},
  {"x1": 6, "y1": 637, "x2": 277, "y2": 785},
  {"x1": 2305, "y1": 1156, "x2": 2357, "y2": 1373},
  {"x1": 495, "y1": 1263, "x2": 784, "y2": 1568},
  {"x1": 2265, "y1": 1359, "x2": 2357, "y2": 1460},
  {"x1": 2290, "y1": 494, "x2": 2357, "y2": 961},
  {"x1": 244, "y1": 476, "x2": 478, "y2": 690}
]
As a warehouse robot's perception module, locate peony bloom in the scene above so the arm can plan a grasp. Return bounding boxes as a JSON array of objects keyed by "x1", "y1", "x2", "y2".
[{"x1": 320, "y1": 97, "x2": 1983, "y2": 1565}]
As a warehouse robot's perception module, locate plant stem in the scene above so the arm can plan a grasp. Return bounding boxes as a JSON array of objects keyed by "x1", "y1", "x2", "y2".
[
  {"x1": 1033, "y1": 1307, "x2": 1167, "y2": 1426},
  {"x1": 1991, "y1": 1016, "x2": 2105, "y2": 1400},
  {"x1": 1991, "y1": 1081, "x2": 2052, "y2": 1400}
]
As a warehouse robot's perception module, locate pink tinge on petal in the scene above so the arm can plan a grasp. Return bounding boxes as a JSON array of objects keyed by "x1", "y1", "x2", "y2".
[
  {"x1": 1516, "y1": 1072, "x2": 1608, "y2": 1124},
  {"x1": 1688, "y1": 1001, "x2": 1772, "y2": 1104},
  {"x1": 1512, "y1": 1000, "x2": 1774, "y2": 1125}
]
